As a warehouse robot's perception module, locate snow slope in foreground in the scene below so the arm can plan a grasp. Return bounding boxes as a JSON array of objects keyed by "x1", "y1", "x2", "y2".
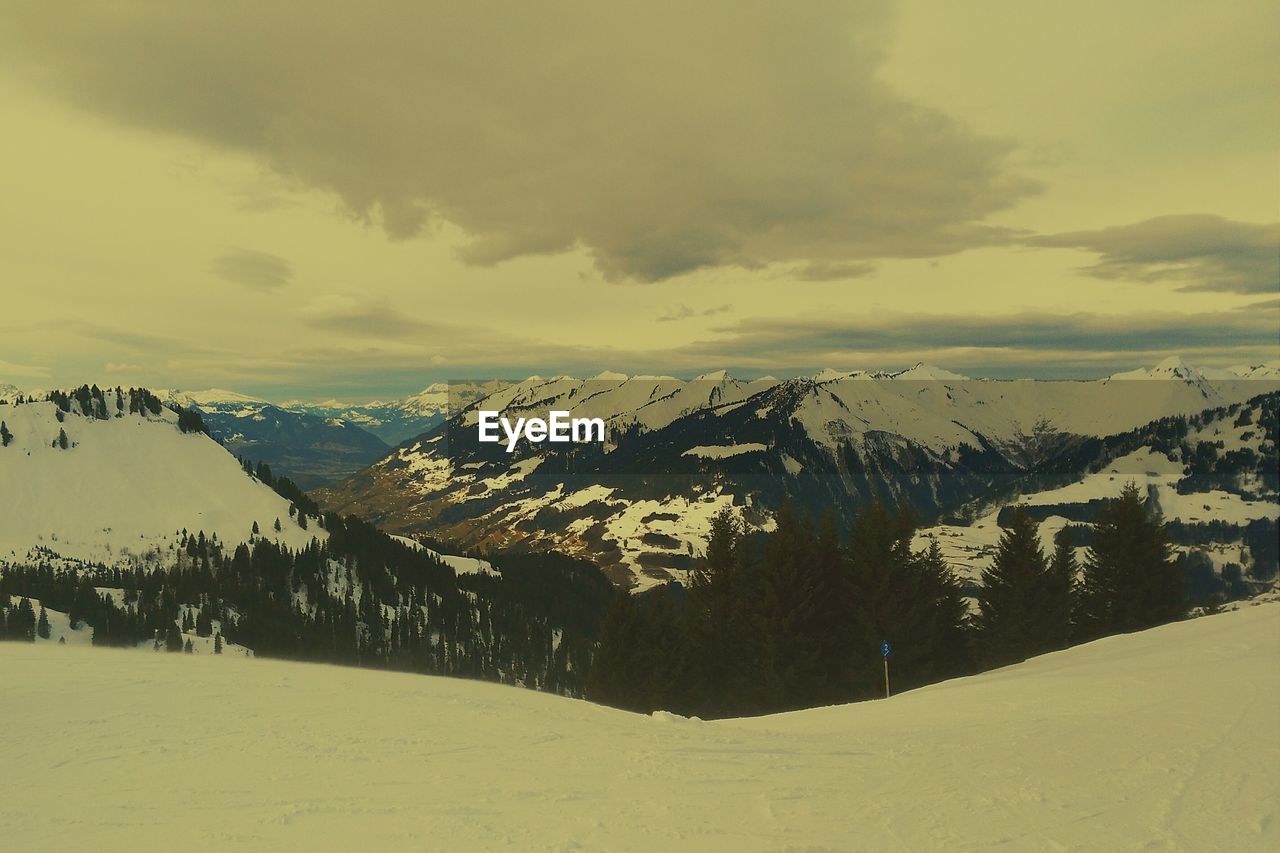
[{"x1": 1, "y1": 605, "x2": 1276, "y2": 851}]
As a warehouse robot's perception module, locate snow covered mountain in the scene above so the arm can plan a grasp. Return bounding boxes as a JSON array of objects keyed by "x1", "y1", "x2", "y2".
[
  {"x1": 320, "y1": 360, "x2": 1279, "y2": 589},
  {"x1": 3, "y1": 601, "x2": 1275, "y2": 849},
  {"x1": 0, "y1": 385, "x2": 614, "y2": 693},
  {"x1": 916, "y1": 392, "x2": 1279, "y2": 598},
  {"x1": 284, "y1": 381, "x2": 506, "y2": 446},
  {"x1": 163, "y1": 388, "x2": 390, "y2": 489},
  {"x1": 0, "y1": 390, "x2": 321, "y2": 568},
  {"x1": 1109, "y1": 355, "x2": 1280, "y2": 383}
]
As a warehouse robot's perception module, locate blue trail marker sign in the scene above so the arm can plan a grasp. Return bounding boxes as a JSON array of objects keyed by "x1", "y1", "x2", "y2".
[{"x1": 881, "y1": 641, "x2": 892, "y2": 698}]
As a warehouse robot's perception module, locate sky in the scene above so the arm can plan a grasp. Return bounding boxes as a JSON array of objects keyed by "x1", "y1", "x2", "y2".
[{"x1": 0, "y1": 1, "x2": 1276, "y2": 400}]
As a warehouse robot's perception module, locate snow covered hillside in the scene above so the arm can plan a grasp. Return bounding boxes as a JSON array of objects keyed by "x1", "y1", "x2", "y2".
[
  {"x1": 321, "y1": 360, "x2": 1278, "y2": 589},
  {"x1": 1, "y1": 602, "x2": 1275, "y2": 851},
  {"x1": 917, "y1": 392, "x2": 1279, "y2": 591},
  {"x1": 0, "y1": 394, "x2": 321, "y2": 568}
]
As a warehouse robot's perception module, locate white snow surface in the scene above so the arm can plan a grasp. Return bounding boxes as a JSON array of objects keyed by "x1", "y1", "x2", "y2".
[
  {"x1": 0, "y1": 400, "x2": 321, "y2": 565},
  {"x1": 0, "y1": 604, "x2": 1275, "y2": 850},
  {"x1": 682, "y1": 443, "x2": 768, "y2": 459},
  {"x1": 916, "y1": 438, "x2": 1279, "y2": 584}
]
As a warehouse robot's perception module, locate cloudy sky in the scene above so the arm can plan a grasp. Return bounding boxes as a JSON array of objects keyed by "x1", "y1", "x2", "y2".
[{"x1": 1, "y1": 1, "x2": 1275, "y2": 399}]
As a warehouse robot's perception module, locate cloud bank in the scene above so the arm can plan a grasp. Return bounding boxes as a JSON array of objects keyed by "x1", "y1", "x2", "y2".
[
  {"x1": 0, "y1": 1, "x2": 1035, "y2": 281},
  {"x1": 211, "y1": 248, "x2": 293, "y2": 291},
  {"x1": 1032, "y1": 215, "x2": 1279, "y2": 294}
]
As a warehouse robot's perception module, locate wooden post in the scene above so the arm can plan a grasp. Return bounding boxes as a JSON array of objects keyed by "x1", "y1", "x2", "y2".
[{"x1": 883, "y1": 657, "x2": 890, "y2": 699}]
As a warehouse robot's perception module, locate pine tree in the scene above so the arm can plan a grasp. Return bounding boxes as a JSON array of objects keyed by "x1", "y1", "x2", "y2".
[
  {"x1": 184, "y1": 638, "x2": 194, "y2": 654},
  {"x1": 754, "y1": 500, "x2": 837, "y2": 711},
  {"x1": 685, "y1": 507, "x2": 753, "y2": 716},
  {"x1": 1044, "y1": 526, "x2": 1078, "y2": 650},
  {"x1": 811, "y1": 512, "x2": 851, "y2": 701},
  {"x1": 36, "y1": 605, "x2": 51, "y2": 640},
  {"x1": 974, "y1": 507, "x2": 1059, "y2": 666},
  {"x1": 214, "y1": 632, "x2": 223, "y2": 654},
  {"x1": 912, "y1": 540, "x2": 972, "y2": 681},
  {"x1": 196, "y1": 606, "x2": 213, "y2": 638},
  {"x1": 0, "y1": 420, "x2": 12, "y2": 447},
  {"x1": 274, "y1": 518, "x2": 282, "y2": 533},
  {"x1": 252, "y1": 520, "x2": 260, "y2": 536},
  {"x1": 847, "y1": 501, "x2": 970, "y2": 697},
  {"x1": 586, "y1": 593, "x2": 659, "y2": 712},
  {"x1": 1077, "y1": 483, "x2": 1183, "y2": 638},
  {"x1": 13, "y1": 597, "x2": 37, "y2": 641},
  {"x1": 56, "y1": 428, "x2": 69, "y2": 450}
]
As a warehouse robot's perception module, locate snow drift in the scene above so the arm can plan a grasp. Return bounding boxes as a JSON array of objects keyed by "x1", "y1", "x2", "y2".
[{"x1": 1, "y1": 603, "x2": 1275, "y2": 850}]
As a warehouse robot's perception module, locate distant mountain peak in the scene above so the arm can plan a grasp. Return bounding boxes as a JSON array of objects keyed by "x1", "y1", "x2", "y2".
[
  {"x1": 694, "y1": 370, "x2": 731, "y2": 382},
  {"x1": 181, "y1": 388, "x2": 265, "y2": 405},
  {"x1": 1109, "y1": 357, "x2": 1208, "y2": 382},
  {"x1": 1153, "y1": 355, "x2": 1193, "y2": 372},
  {"x1": 890, "y1": 363, "x2": 970, "y2": 381}
]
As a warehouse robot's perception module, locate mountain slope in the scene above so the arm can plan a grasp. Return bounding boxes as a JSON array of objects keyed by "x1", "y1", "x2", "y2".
[
  {"x1": 166, "y1": 389, "x2": 390, "y2": 489},
  {"x1": 1, "y1": 602, "x2": 1274, "y2": 850},
  {"x1": 916, "y1": 390, "x2": 1280, "y2": 597},
  {"x1": 0, "y1": 387, "x2": 613, "y2": 695},
  {"x1": 0, "y1": 393, "x2": 319, "y2": 566},
  {"x1": 321, "y1": 362, "x2": 1278, "y2": 588},
  {"x1": 284, "y1": 381, "x2": 506, "y2": 446}
]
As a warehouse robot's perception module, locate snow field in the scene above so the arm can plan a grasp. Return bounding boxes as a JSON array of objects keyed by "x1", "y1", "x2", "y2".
[
  {"x1": 0, "y1": 401, "x2": 322, "y2": 566},
  {"x1": 0, "y1": 603, "x2": 1275, "y2": 850}
]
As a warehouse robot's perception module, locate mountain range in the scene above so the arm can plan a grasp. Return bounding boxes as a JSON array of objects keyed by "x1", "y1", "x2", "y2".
[
  {"x1": 0, "y1": 387, "x2": 612, "y2": 694},
  {"x1": 316, "y1": 358, "x2": 1279, "y2": 588},
  {"x1": 3, "y1": 358, "x2": 1277, "y2": 594}
]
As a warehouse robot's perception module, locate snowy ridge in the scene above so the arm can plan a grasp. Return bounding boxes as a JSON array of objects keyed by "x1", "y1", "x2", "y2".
[
  {"x1": 916, "y1": 393, "x2": 1280, "y2": 588},
  {"x1": 284, "y1": 381, "x2": 504, "y2": 445},
  {"x1": 1, "y1": 603, "x2": 1275, "y2": 849},
  {"x1": 322, "y1": 358, "x2": 1278, "y2": 589},
  {"x1": 0, "y1": 395, "x2": 322, "y2": 567}
]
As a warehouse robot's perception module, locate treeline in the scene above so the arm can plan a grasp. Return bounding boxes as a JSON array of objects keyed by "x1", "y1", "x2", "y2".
[
  {"x1": 0, "y1": 514, "x2": 614, "y2": 697},
  {"x1": 0, "y1": 596, "x2": 52, "y2": 641},
  {"x1": 993, "y1": 390, "x2": 1280, "y2": 513},
  {"x1": 587, "y1": 500, "x2": 970, "y2": 718},
  {"x1": 0, "y1": 385, "x2": 209, "y2": 442},
  {"x1": 976, "y1": 484, "x2": 1183, "y2": 665},
  {"x1": 588, "y1": 483, "x2": 1191, "y2": 718},
  {"x1": 1163, "y1": 517, "x2": 1278, "y2": 580}
]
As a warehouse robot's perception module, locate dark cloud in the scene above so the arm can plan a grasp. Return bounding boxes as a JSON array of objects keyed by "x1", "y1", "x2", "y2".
[
  {"x1": 655, "y1": 305, "x2": 695, "y2": 323},
  {"x1": 210, "y1": 248, "x2": 292, "y2": 291},
  {"x1": 298, "y1": 298, "x2": 446, "y2": 339},
  {"x1": 284, "y1": 304, "x2": 1279, "y2": 378},
  {"x1": 793, "y1": 260, "x2": 877, "y2": 281},
  {"x1": 677, "y1": 303, "x2": 1278, "y2": 364},
  {"x1": 0, "y1": 2, "x2": 1036, "y2": 281},
  {"x1": 1030, "y1": 215, "x2": 1279, "y2": 294},
  {"x1": 657, "y1": 304, "x2": 733, "y2": 322}
]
